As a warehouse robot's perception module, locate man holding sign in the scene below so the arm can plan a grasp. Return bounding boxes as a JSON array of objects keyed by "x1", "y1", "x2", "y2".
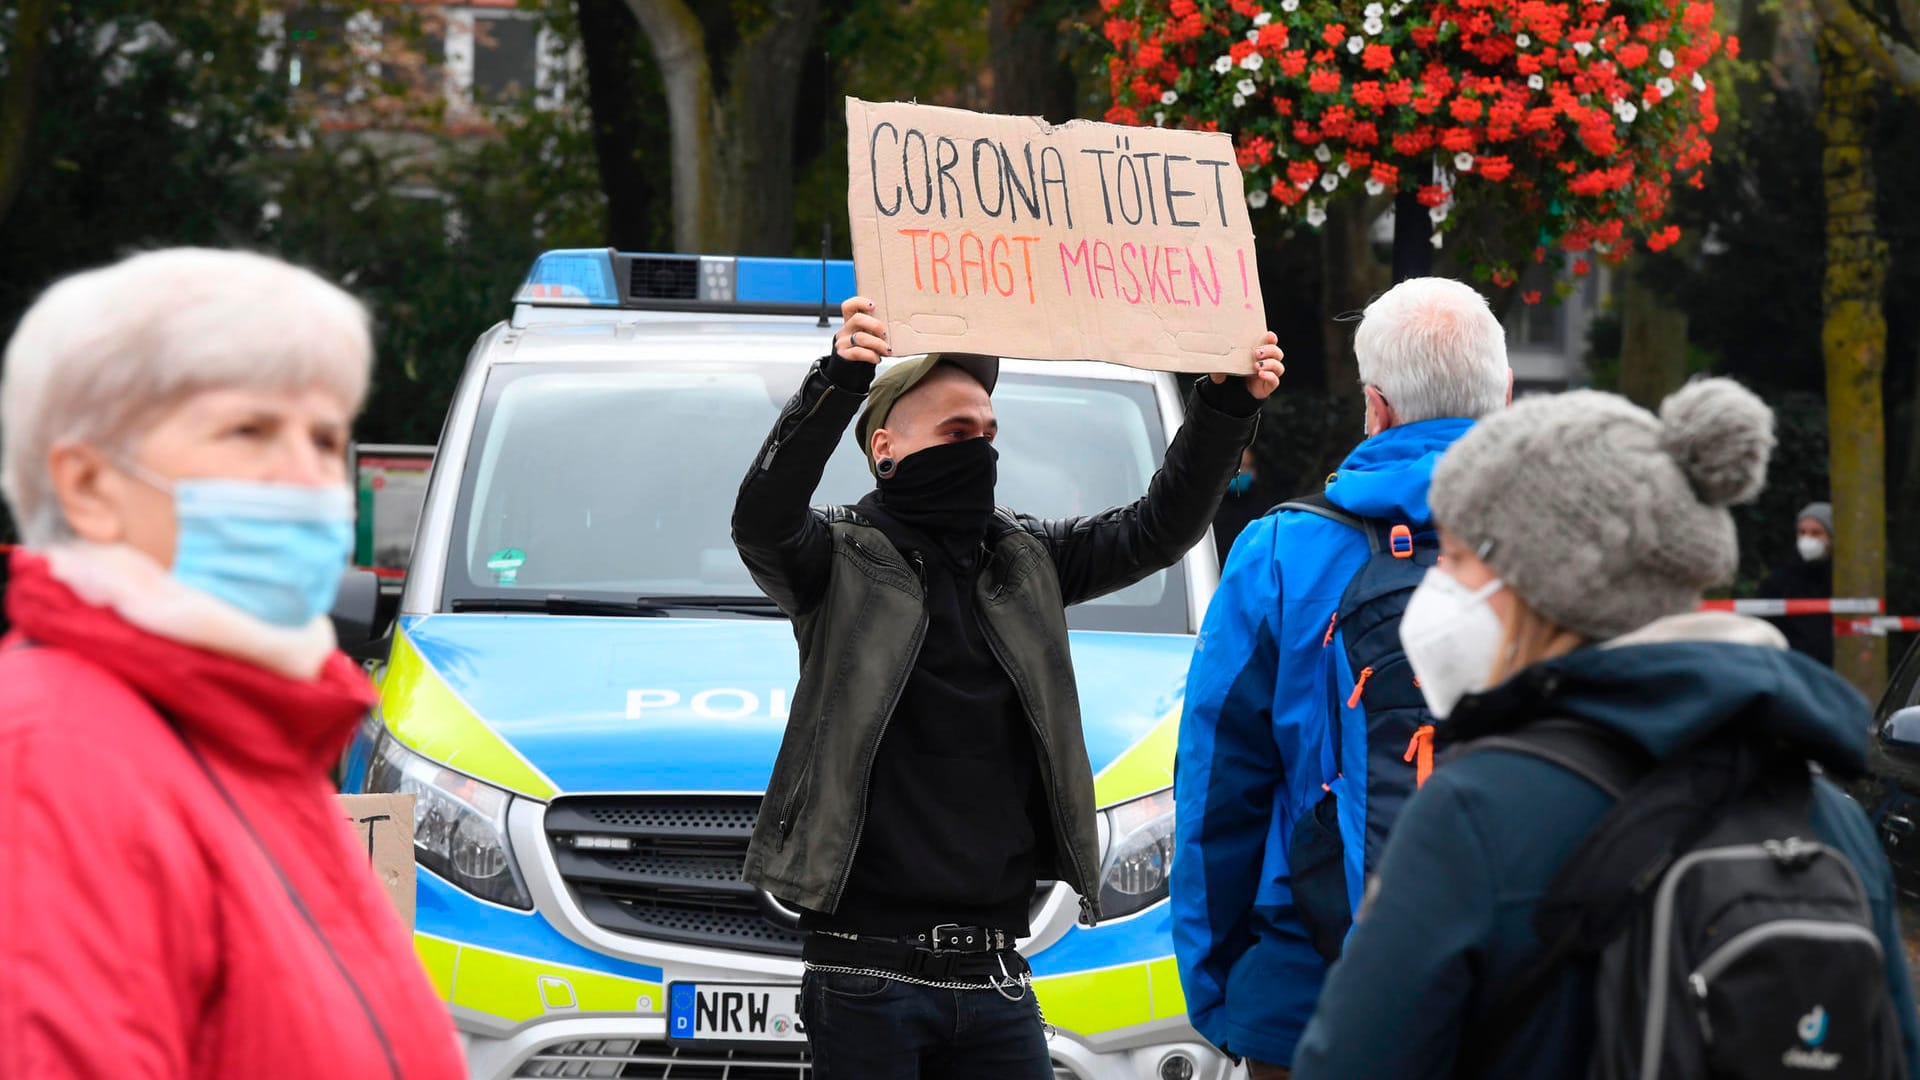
[{"x1": 731, "y1": 289, "x2": 1281, "y2": 1077}]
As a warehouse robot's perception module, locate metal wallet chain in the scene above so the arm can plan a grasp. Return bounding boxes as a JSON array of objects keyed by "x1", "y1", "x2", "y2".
[{"x1": 802, "y1": 958, "x2": 1056, "y2": 1039}]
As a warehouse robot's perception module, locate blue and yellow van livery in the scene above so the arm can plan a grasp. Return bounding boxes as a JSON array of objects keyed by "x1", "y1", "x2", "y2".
[{"x1": 340, "y1": 250, "x2": 1233, "y2": 1080}]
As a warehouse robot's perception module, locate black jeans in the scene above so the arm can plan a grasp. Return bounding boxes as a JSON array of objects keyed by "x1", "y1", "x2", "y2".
[{"x1": 799, "y1": 968, "x2": 1053, "y2": 1079}]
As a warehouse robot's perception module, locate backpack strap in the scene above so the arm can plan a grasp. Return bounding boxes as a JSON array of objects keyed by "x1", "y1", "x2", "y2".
[
  {"x1": 1466, "y1": 718, "x2": 1651, "y2": 801},
  {"x1": 1456, "y1": 719, "x2": 1656, "y2": 1074},
  {"x1": 1277, "y1": 492, "x2": 1394, "y2": 555}
]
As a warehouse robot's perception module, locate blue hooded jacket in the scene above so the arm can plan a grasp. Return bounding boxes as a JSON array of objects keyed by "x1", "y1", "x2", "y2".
[
  {"x1": 1291, "y1": 616, "x2": 1920, "y2": 1079},
  {"x1": 1172, "y1": 418, "x2": 1474, "y2": 1064}
]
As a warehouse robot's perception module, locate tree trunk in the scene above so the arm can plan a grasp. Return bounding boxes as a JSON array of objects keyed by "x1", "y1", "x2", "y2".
[
  {"x1": 1819, "y1": 31, "x2": 1890, "y2": 698},
  {"x1": 1616, "y1": 264, "x2": 1690, "y2": 409},
  {"x1": 577, "y1": 0, "x2": 657, "y2": 250},
  {"x1": 1391, "y1": 190, "x2": 1432, "y2": 283},
  {"x1": 989, "y1": 0, "x2": 1077, "y2": 122},
  {"x1": 711, "y1": 0, "x2": 820, "y2": 255},
  {"x1": 0, "y1": 0, "x2": 53, "y2": 228},
  {"x1": 625, "y1": 0, "x2": 718, "y2": 253},
  {"x1": 1321, "y1": 197, "x2": 1391, "y2": 395},
  {"x1": 626, "y1": 0, "x2": 819, "y2": 255}
]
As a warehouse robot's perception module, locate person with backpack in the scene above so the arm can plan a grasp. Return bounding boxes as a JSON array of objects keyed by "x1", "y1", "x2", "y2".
[
  {"x1": 1290, "y1": 379, "x2": 1920, "y2": 1079},
  {"x1": 1172, "y1": 276, "x2": 1513, "y2": 1074}
]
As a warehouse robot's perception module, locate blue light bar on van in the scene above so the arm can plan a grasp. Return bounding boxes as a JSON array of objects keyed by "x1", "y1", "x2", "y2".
[
  {"x1": 514, "y1": 248, "x2": 620, "y2": 307},
  {"x1": 514, "y1": 250, "x2": 857, "y2": 315}
]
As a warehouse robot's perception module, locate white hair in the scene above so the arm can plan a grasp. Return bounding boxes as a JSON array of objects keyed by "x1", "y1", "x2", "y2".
[
  {"x1": 2, "y1": 248, "x2": 372, "y2": 545},
  {"x1": 1353, "y1": 276, "x2": 1510, "y2": 424}
]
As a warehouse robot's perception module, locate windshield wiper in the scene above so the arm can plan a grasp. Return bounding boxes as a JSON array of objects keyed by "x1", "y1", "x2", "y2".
[
  {"x1": 449, "y1": 594, "x2": 785, "y2": 618},
  {"x1": 633, "y1": 594, "x2": 787, "y2": 617}
]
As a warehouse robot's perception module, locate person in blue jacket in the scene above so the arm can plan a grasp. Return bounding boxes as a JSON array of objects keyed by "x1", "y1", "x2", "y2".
[
  {"x1": 1173, "y1": 277, "x2": 1513, "y2": 1074},
  {"x1": 1291, "y1": 379, "x2": 1920, "y2": 1078}
]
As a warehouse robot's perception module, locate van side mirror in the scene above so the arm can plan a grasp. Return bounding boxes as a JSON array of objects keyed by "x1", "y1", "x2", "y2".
[
  {"x1": 1881, "y1": 706, "x2": 1920, "y2": 751},
  {"x1": 331, "y1": 568, "x2": 385, "y2": 664}
]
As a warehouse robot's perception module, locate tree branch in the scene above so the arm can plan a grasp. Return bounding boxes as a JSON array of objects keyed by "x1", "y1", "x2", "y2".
[
  {"x1": 1810, "y1": 0, "x2": 1920, "y2": 92},
  {"x1": 0, "y1": 0, "x2": 54, "y2": 228}
]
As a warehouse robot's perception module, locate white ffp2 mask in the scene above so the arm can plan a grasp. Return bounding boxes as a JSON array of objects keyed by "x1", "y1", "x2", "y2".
[
  {"x1": 1399, "y1": 569, "x2": 1507, "y2": 720},
  {"x1": 1797, "y1": 536, "x2": 1829, "y2": 562}
]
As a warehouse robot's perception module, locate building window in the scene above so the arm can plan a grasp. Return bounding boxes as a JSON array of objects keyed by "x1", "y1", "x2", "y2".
[
  {"x1": 1506, "y1": 265, "x2": 1563, "y2": 350},
  {"x1": 471, "y1": 13, "x2": 540, "y2": 103}
]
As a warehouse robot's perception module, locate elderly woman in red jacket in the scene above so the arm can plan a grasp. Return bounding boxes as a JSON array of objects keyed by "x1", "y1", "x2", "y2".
[{"x1": 0, "y1": 248, "x2": 465, "y2": 1080}]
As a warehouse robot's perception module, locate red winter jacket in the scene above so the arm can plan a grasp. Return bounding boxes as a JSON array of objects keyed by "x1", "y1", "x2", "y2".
[{"x1": 0, "y1": 552, "x2": 466, "y2": 1080}]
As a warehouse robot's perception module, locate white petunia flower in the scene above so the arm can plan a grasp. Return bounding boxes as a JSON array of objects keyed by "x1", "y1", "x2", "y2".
[
  {"x1": 1306, "y1": 201, "x2": 1328, "y2": 227},
  {"x1": 1348, "y1": 35, "x2": 1366, "y2": 54},
  {"x1": 1516, "y1": 33, "x2": 1531, "y2": 47},
  {"x1": 1365, "y1": 2, "x2": 1384, "y2": 16},
  {"x1": 1429, "y1": 203, "x2": 1448, "y2": 224},
  {"x1": 1162, "y1": 90, "x2": 1179, "y2": 105},
  {"x1": 1528, "y1": 73, "x2": 1545, "y2": 90},
  {"x1": 1238, "y1": 78, "x2": 1257, "y2": 96},
  {"x1": 1657, "y1": 77, "x2": 1675, "y2": 96},
  {"x1": 1155, "y1": 111, "x2": 1166, "y2": 125},
  {"x1": 1692, "y1": 72, "x2": 1707, "y2": 92},
  {"x1": 1365, "y1": 178, "x2": 1387, "y2": 196},
  {"x1": 1233, "y1": 92, "x2": 1247, "y2": 107},
  {"x1": 1366, "y1": 16, "x2": 1385, "y2": 34},
  {"x1": 1615, "y1": 100, "x2": 1638, "y2": 123},
  {"x1": 1320, "y1": 172, "x2": 1340, "y2": 192},
  {"x1": 1659, "y1": 48, "x2": 1675, "y2": 68},
  {"x1": 1573, "y1": 40, "x2": 1594, "y2": 57},
  {"x1": 1389, "y1": 3, "x2": 1402, "y2": 14},
  {"x1": 1248, "y1": 29, "x2": 1261, "y2": 42},
  {"x1": 1337, "y1": 161, "x2": 1352, "y2": 177},
  {"x1": 1214, "y1": 55, "x2": 1235, "y2": 74},
  {"x1": 1282, "y1": 0, "x2": 1298, "y2": 11},
  {"x1": 1242, "y1": 52, "x2": 1265, "y2": 70},
  {"x1": 1248, "y1": 188, "x2": 1270, "y2": 209},
  {"x1": 1454, "y1": 152, "x2": 1475, "y2": 172},
  {"x1": 1296, "y1": 178, "x2": 1314, "y2": 191},
  {"x1": 1314, "y1": 143, "x2": 1332, "y2": 162},
  {"x1": 1431, "y1": 230, "x2": 1444, "y2": 249},
  {"x1": 1254, "y1": 11, "x2": 1273, "y2": 26}
]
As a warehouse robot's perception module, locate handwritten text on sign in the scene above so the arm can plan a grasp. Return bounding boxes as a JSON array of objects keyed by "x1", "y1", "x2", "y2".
[
  {"x1": 339, "y1": 793, "x2": 416, "y2": 930},
  {"x1": 846, "y1": 98, "x2": 1264, "y2": 375}
]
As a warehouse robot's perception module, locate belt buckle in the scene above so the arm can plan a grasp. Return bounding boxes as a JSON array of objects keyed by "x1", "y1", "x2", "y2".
[{"x1": 930, "y1": 923, "x2": 973, "y2": 952}]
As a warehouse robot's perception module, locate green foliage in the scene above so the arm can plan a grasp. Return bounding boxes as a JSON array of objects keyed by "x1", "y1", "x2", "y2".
[{"x1": 0, "y1": 2, "x2": 291, "y2": 326}]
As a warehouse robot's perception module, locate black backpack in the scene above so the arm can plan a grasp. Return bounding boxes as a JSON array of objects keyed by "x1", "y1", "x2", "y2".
[
  {"x1": 1470, "y1": 719, "x2": 1906, "y2": 1079},
  {"x1": 1277, "y1": 492, "x2": 1439, "y2": 961}
]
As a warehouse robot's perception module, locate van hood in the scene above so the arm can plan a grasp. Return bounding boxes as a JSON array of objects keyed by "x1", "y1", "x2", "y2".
[{"x1": 381, "y1": 614, "x2": 1191, "y2": 800}]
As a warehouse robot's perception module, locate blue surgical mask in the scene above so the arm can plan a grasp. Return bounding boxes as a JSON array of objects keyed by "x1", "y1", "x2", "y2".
[{"x1": 130, "y1": 466, "x2": 355, "y2": 627}]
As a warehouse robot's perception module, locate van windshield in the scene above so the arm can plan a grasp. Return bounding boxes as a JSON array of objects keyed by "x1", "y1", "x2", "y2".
[{"x1": 443, "y1": 360, "x2": 1191, "y2": 633}]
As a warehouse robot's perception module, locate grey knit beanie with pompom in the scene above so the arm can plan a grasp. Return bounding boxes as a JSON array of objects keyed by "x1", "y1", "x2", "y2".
[{"x1": 1428, "y1": 377, "x2": 1776, "y2": 641}]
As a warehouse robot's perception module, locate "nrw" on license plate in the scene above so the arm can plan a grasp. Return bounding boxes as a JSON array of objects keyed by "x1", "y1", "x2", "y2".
[{"x1": 668, "y1": 983, "x2": 807, "y2": 1042}]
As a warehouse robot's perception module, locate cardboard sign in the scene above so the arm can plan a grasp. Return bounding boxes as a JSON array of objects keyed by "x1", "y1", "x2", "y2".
[
  {"x1": 339, "y1": 793, "x2": 416, "y2": 930},
  {"x1": 846, "y1": 98, "x2": 1265, "y2": 374}
]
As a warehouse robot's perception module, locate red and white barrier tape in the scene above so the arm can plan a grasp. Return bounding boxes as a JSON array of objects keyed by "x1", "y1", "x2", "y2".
[
  {"x1": 1700, "y1": 598, "x2": 1885, "y2": 616},
  {"x1": 1838, "y1": 616, "x2": 1920, "y2": 637}
]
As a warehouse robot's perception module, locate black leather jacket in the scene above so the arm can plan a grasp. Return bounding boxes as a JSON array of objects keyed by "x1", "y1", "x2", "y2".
[{"x1": 731, "y1": 358, "x2": 1258, "y2": 920}]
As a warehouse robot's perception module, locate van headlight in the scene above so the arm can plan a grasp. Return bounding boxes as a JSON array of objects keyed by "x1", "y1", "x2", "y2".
[
  {"x1": 365, "y1": 733, "x2": 533, "y2": 909},
  {"x1": 1097, "y1": 788, "x2": 1175, "y2": 918}
]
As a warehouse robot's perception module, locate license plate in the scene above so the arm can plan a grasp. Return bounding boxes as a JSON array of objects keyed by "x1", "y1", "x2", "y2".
[{"x1": 668, "y1": 982, "x2": 807, "y2": 1043}]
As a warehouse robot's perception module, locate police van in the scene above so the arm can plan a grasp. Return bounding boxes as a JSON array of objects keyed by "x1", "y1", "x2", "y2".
[{"x1": 337, "y1": 248, "x2": 1233, "y2": 1080}]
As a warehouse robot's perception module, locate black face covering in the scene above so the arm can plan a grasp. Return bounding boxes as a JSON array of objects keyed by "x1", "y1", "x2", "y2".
[{"x1": 876, "y1": 437, "x2": 998, "y2": 552}]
